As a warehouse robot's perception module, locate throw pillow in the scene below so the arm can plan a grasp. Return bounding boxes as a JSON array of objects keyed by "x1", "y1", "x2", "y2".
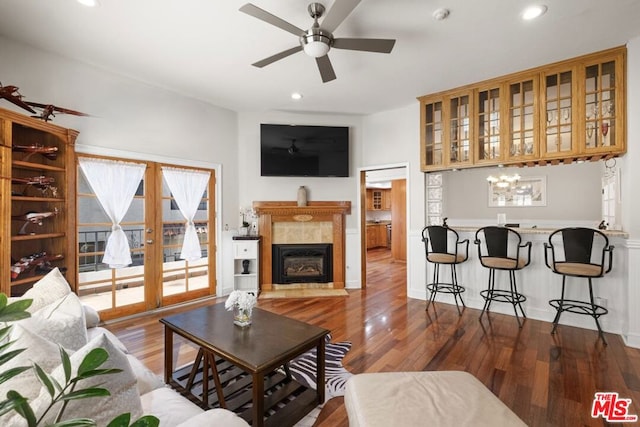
[
  {"x1": 31, "y1": 333, "x2": 143, "y2": 426},
  {"x1": 0, "y1": 324, "x2": 61, "y2": 426},
  {"x1": 125, "y1": 354, "x2": 164, "y2": 396},
  {"x1": 20, "y1": 293, "x2": 88, "y2": 352},
  {"x1": 83, "y1": 304, "x2": 101, "y2": 328},
  {"x1": 21, "y1": 267, "x2": 71, "y2": 313}
]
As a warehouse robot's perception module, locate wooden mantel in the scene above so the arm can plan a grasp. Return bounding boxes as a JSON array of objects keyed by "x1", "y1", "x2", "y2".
[{"x1": 253, "y1": 201, "x2": 351, "y2": 291}]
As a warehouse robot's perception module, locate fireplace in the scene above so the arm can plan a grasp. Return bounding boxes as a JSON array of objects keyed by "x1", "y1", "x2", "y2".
[{"x1": 272, "y1": 244, "x2": 333, "y2": 284}]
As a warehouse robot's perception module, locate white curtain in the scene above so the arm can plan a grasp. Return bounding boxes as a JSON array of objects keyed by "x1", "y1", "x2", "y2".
[
  {"x1": 79, "y1": 158, "x2": 146, "y2": 268},
  {"x1": 161, "y1": 167, "x2": 211, "y2": 261}
]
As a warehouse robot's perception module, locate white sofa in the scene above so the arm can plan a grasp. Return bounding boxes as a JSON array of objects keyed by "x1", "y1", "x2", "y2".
[{"x1": 3, "y1": 268, "x2": 248, "y2": 427}]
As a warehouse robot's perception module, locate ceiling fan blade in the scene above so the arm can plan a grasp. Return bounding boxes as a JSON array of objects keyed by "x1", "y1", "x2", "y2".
[
  {"x1": 321, "y1": 0, "x2": 362, "y2": 33},
  {"x1": 332, "y1": 38, "x2": 396, "y2": 53},
  {"x1": 252, "y1": 46, "x2": 303, "y2": 68},
  {"x1": 239, "y1": 3, "x2": 304, "y2": 37},
  {"x1": 316, "y1": 55, "x2": 336, "y2": 83}
]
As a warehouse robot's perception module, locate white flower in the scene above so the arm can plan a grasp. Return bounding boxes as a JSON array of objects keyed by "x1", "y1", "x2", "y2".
[{"x1": 225, "y1": 290, "x2": 257, "y2": 311}]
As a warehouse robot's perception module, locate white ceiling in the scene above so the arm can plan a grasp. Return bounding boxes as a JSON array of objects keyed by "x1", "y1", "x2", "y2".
[{"x1": 1, "y1": 0, "x2": 640, "y2": 115}]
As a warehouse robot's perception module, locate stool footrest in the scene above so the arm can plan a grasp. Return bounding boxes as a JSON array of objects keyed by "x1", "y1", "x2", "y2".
[
  {"x1": 480, "y1": 289, "x2": 526, "y2": 305},
  {"x1": 427, "y1": 282, "x2": 465, "y2": 295},
  {"x1": 549, "y1": 299, "x2": 608, "y2": 317}
]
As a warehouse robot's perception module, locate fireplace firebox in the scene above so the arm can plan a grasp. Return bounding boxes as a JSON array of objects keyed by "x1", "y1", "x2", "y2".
[{"x1": 272, "y1": 244, "x2": 333, "y2": 284}]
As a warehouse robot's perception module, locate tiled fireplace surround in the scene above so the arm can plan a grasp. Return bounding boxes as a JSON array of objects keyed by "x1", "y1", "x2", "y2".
[{"x1": 253, "y1": 201, "x2": 351, "y2": 291}]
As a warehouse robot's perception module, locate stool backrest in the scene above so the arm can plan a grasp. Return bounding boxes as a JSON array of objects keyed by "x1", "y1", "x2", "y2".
[
  {"x1": 422, "y1": 225, "x2": 468, "y2": 259},
  {"x1": 545, "y1": 227, "x2": 613, "y2": 275}
]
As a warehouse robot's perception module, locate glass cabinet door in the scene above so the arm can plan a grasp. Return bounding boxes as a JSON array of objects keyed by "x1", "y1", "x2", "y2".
[
  {"x1": 507, "y1": 78, "x2": 537, "y2": 160},
  {"x1": 475, "y1": 87, "x2": 502, "y2": 163},
  {"x1": 421, "y1": 100, "x2": 444, "y2": 169},
  {"x1": 447, "y1": 94, "x2": 472, "y2": 166},
  {"x1": 543, "y1": 69, "x2": 575, "y2": 157},
  {"x1": 584, "y1": 59, "x2": 618, "y2": 151}
]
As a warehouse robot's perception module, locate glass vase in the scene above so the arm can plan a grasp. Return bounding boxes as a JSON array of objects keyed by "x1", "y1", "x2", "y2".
[{"x1": 233, "y1": 305, "x2": 252, "y2": 327}]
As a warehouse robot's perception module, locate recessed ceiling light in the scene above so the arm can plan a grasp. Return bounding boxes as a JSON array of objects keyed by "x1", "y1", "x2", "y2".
[
  {"x1": 522, "y1": 5, "x2": 547, "y2": 20},
  {"x1": 77, "y1": 0, "x2": 100, "y2": 7},
  {"x1": 291, "y1": 92, "x2": 303, "y2": 100}
]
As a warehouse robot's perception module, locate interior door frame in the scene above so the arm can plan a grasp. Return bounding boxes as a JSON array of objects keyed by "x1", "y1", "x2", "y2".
[
  {"x1": 358, "y1": 162, "x2": 410, "y2": 290},
  {"x1": 75, "y1": 144, "x2": 223, "y2": 314}
]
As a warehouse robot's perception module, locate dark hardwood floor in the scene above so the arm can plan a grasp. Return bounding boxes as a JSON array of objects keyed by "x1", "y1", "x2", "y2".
[{"x1": 106, "y1": 247, "x2": 640, "y2": 426}]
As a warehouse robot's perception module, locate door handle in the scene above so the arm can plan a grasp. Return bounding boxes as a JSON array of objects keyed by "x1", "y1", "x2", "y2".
[{"x1": 146, "y1": 239, "x2": 154, "y2": 244}]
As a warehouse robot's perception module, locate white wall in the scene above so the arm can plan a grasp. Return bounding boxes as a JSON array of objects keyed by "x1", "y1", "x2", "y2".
[
  {"x1": 443, "y1": 162, "x2": 602, "y2": 225},
  {"x1": 0, "y1": 36, "x2": 240, "y2": 226},
  {"x1": 620, "y1": 36, "x2": 640, "y2": 347}
]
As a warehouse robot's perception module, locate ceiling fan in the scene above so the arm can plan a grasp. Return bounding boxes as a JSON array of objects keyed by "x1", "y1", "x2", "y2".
[{"x1": 239, "y1": 0, "x2": 396, "y2": 83}]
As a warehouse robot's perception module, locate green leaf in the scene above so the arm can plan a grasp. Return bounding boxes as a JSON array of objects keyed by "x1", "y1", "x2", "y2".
[
  {"x1": 0, "y1": 299, "x2": 33, "y2": 323},
  {"x1": 60, "y1": 387, "x2": 111, "y2": 401},
  {"x1": 0, "y1": 293, "x2": 6, "y2": 309},
  {"x1": 6, "y1": 390, "x2": 36, "y2": 425},
  {"x1": 0, "y1": 395, "x2": 28, "y2": 417},
  {"x1": 106, "y1": 413, "x2": 130, "y2": 427},
  {"x1": 0, "y1": 324, "x2": 13, "y2": 342},
  {"x1": 77, "y1": 348, "x2": 108, "y2": 376},
  {"x1": 61, "y1": 346, "x2": 72, "y2": 383},
  {"x1": 0, "y1": 366, "x2": 31, "y2": 386},
  {"x1": 0, "y1": 348, "x2": 27, "y2": 368},
  {"x1": 34, "y1": 362, "x2": 56, "y2": 397},
  {"x1": 49, "y1": 418, "x2": 97, "y2": 427},
  {"x1": 129, "y1": 415, "x2": 160, "y2": 427},
  {"x1": 75, "y1": 368, "x2": 122, "y2": 380}
]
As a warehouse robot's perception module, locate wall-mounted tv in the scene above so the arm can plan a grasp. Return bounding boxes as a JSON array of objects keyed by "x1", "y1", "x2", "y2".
[{"x1": 260, "y1": 124, "x2": 349, "y2": 177}]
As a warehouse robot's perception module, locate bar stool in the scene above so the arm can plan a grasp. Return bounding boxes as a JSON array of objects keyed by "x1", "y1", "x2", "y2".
[
  {"x1": 474, "y1": 226, "x2": 532, "y2": 327},
  {"x1": 422, "y1": 225, "x2": 469, "y2": 314},
  {"x1": 544, "y1": 227, "x2": 614, "y2": 345}
]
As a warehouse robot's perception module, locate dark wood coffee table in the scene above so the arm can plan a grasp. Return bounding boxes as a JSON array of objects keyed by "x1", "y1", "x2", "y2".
[{"x1": 160, "y1": 303, "x2": 329, "y2": 427}]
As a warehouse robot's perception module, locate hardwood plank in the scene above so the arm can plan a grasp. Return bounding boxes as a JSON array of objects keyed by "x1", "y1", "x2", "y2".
[{"x1": 106, "y1": 247, "x2": 640, "y2": 426}]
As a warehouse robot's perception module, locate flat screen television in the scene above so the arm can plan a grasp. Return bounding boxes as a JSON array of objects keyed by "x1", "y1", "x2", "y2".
[{"x1": 260, "y1": 124, "x2": 349, "y2": 177}]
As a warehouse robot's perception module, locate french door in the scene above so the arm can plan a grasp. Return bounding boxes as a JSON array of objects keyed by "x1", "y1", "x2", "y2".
[{"x1": 76, "y1": 156, "x2": 216, "y2": 320}]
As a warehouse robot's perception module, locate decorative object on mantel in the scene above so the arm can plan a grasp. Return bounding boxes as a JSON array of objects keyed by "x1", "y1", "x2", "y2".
[
  {"x1": 297, "y1": 185, "x2": 308, "y2": 207},
  {"x1": 225, "y1": 290, "x2": 257, "y2": 327}
]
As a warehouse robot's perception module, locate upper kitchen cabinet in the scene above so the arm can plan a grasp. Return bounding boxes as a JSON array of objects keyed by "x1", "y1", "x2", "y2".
[
  {"x1": 580, "y1": 49, "x2": 625, "y2": 156},
  {"x1": 419, "y1": 90, "x2": 474, "y2": 171},
  {"x1": 444, "y1": 91, "x2": 474, "y2": 168},
  {"x1": 540, "y1": 66, "x2": 578, "y2": 159},
  {"x1": 418, "y1": 46, "x2": 626, "y2": 172},
  {"x1": 505, "y1": 75, "x2": 539, "y2": 163},
  {"x1": 419, "y1": 97, "x2": 444, "y2": 170},
  {"x1": 474, "y1": 85, "x2": 505, "y2": 166}
]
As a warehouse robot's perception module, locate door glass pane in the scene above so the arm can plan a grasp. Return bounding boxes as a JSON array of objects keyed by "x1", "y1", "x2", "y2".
[
  {"x1": 585, "y1": 61, "x2": 616, "y2": 149},
  {"x1": 509, "y1": 80, "x2": 535, "y2": 157},
  {"x1": 449, "y1": 95, "x2": 470, "y2": 163},
  {"x1": 545, "y1": 71, "x2": 572, "y2": 155},
  {"x1": 77, "y1": 169, "x2": 145, "y2": 312},
  {"x1": 161, "y1": 177, "x2": 210, "y2": 298},
  {"x1": 477, "y1": 87, "x2": 500, "y2": 160},
  {"x1": 424, "y1": 101, "x2": 443, "y2": 166}
]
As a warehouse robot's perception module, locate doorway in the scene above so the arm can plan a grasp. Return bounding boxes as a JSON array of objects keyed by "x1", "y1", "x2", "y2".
[
  {"x1": 76, "y1": 155, "x2": 217, "y2": 320},
  {"x1": 360, "y1": 165, "x2": 408, "y2": 289}
]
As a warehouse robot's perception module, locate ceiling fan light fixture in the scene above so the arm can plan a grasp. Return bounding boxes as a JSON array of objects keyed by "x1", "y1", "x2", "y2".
[{"x1": 301, "y1": 30, "x2": 332, "y2": 58}]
